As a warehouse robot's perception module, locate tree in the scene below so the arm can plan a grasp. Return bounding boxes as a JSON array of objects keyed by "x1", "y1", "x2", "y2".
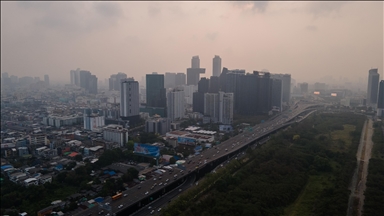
[
  {"x1": 126, "y1": 140, "x2": 135, "y2": 151},
  {"x1": 169, "y1": 157, "x2": 176, "y2": 164}
]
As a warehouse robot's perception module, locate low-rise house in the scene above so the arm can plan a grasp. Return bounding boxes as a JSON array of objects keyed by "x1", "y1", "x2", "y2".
[{"x1": 24, "y1": 178, "x2": 38, "y2": 187}]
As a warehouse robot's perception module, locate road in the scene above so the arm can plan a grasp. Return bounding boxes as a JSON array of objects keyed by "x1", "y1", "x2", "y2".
[
  {"x1": 131, "y1": 174, "x2": 196, "y2": 216},
  {"x1": 347, "y1": 118, "x2": 374, "y2": 216},
  {"x1": 73, "y1": 101, "x2": 324, "y2": 216}
]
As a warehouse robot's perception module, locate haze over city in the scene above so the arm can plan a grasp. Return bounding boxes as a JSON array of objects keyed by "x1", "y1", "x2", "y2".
[{"x1": 1, "y1": 1, "x2": 383, "y2": 84}]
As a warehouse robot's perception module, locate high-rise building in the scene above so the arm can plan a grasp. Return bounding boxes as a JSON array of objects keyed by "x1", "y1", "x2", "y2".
[
  {"x1": 165, "y1": 72, "x2": 177, "y2": 89},
  {"x1": 193, "y1": 77, "x2": 210, "y2": 114},
  {"x1": 79, "y1": 70, "x2": 98, "y2": 94},
  {"x1": 109, "y1": 72, "x2": 127, "y2": 91},
  {"x1": 89, "y1": 75, "x2": 98, "y2": 94},
  {"x1": 204, "y1": 93, "x2": 220, "y2": 123},
  {"x1": 175, "y1": 73, "x2": 186, "y2": 87},
  {"x1": 300, "y1": 82, "x2": 308, "y2": 94},
  {"x1": 145, "y1": 115, "x2": 170, "y2": 135},
  {"x1": 146, "y1": 73, "x2": 167, "y2": 117},
  {"x1": 192, "y1": 56, "x2": 200, "y2": 69},
  {"x1": 103, "y1": 124, "x2": 129, "y2": 147},
  {"x1": 187, "y1": 68, "x2": 205, "y2": 85},
  {"x1": 212, "y1": 55, "x2": 222, "y2": 77},
  {"x1": 120, "y1": 78, "x2": 140, "y2": 120},
  {"x1": 70, "y1": 68, "x2": 80, "y2": 86},
  {"x1": 167, "y1": 88, "x2": 185, "y2": 121},
  {"x1": 219, "y1": 91, "x2": 234, "y2": 124},
  {"x1": 377, "y1": 80, "x2": 384, "y2": 117},
  {"x1": 44, "y1": 75, "x2": 49, "y2": 86},
  {"x1": 183, "y1": 85, "x2": 198, "y2": 105},
  {"x1": 209, "y1": 76, "x2": 220, "y2": 93},
  {"x1": 271, "y1": 79, "x2": 283, "y2": 111},
  {"x1": 367, "y1": 68, "x2": 380, "y2": 108},
  {"x1": 83, "y1": 109, "x2": 105, "y2": 131},
  {"x1": 271, "y1": 73, "x2": 291, "y2": 105}
]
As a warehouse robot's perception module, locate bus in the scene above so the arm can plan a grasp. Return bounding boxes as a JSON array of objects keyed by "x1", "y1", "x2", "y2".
[{"x1": 112, "y1": 193, "x2": 123, "y2": 200}]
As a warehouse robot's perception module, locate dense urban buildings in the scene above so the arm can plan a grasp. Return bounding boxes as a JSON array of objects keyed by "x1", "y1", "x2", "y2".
[
  {"x1": 187, "y1": 68, "x2": 206, "y2": 86},
  {"x1": 212, "y1": 55, "x2": 222, "y2": 77},
  {"x1": 120, "y1": 78, "x2": 140, "y2": 124},
  {"x1": 367, "y1": 68, "x2": 380, "y2": 108}
]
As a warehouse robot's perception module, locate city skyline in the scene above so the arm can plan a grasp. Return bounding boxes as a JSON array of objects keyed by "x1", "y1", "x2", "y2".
[{"x1": 1, "y1": 2, "x2": 383, "y2": 84}]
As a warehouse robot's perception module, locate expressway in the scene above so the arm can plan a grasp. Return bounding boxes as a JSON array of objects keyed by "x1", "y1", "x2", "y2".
[{"x1": 73, "y1": 101, "x2": 324, "y2": 216}]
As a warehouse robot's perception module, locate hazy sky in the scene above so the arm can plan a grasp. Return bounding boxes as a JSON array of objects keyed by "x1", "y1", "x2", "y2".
[{"x1": 1, "y1": 1, "x2": 383, "y2": 84}]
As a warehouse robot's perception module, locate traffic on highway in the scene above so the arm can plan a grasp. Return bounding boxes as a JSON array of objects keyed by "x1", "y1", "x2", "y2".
[{"x1": 73, "y1": 101, "x2": 323, "y2": 216}]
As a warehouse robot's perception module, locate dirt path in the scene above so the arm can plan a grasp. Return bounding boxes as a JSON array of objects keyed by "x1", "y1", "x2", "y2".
[{"x1": 346, "y1": 118, "x2": 374, "y2": 216}]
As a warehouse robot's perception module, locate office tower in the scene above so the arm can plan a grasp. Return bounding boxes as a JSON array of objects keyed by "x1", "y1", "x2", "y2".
[
  {"x1": 204, "y1": 93, "x2": 220, "y2": 122},
  {"x1": 212, "y1": 55, "x2": 222, "y2": 77},
  {"x1": 271, "y1": 73, "x2": 291, "y2": 105},
  {"x1": 167, "y1": 88, "x2": 185, "y2": 121},
  {"x1": 187, "y1": 68, "x2": 206, "y2": 85},
  {"x1": 109, "y1": 72, "x2": 128, "y2": 91},
  {"x1": 165, "y1": 72, "x2": 177, "y2": 89},
  {"x1": 193, "y1": 77, "x2": 210, "y2": 114},
  {"x1": 79, "y1": 70, "x2": 98, "y2": 94},
  {"x1": 377, "y1": 80, "x2": 384, "y2": 117},
  {"x1": 367, "y1": 68, "x2": 380, "y2": 108},
  {"x1": 219, "y1": 91, "x2": 234, "y2": 124},
  {"x1": 209, "y1": 76, "x2": 220, "y2": 93},
  {"x1": 258, "y1": 72, "x2": 273, "y2": 114},
  {"x1": 146, "y1": 73, "x2": 166, "y2": 108},
  {"x1": 44, "y1": 75, "x2": 49, "y2": 86},
  {"x1": 271, "y1": 79, "x2": 283, "y2": 111},
  {"x1": 175, "y1": 73, "x2": 186, "y2": 87},
  {"x1": 192, "y1": 56, "x2": 200, "y2": 68},
  {"x1": 120, "y1": 78, "x2": 140, "y2": 118},
  {"x1": 145, "y1": 116, "x2": 170, "y2": 135},
  {"x1": 300, "y1": 82, "x2": 308, "y2": 94}
]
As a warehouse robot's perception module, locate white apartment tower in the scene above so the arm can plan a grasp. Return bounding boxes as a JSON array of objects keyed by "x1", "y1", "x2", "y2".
[
  {"x1": 167, "y1": 88, "x2": 185, "y2": 121},
  {"x1": 120, "y1": 78, "x2": 140, "y2": 117},
  {"x1": 219, "y1": 91, "x2": 234, "y2": 125}
]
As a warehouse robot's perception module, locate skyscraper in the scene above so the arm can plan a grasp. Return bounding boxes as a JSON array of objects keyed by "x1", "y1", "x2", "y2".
[
  {"x1": 204, "y1": 93, "x2": 220, "y2": 123},
  {"x1": 146, "y1": 73, "x2": 166, "y2": 108},
  {"x1": 192, "y1": 56, "x2": 200, "y2": 68},
  {"x1": 44, "y1": 75, "x2": 49, "y2": 86},
  {"x1": 209, "y1": 76, "x2": 220, "y2": 93},
  {"x1": 120, "y1": 78, "x2": 140, "y2": 123},
  {"x1": 79, "y1": 70, "x2": 98, "y2": 94},
  {"x1": 271, "y1": 73, "x2": 291, "y2": 105},
  {"x1": 367, "y1": 68, "x2": 380, "y2": 108},
  {"x1": 167, "y1": 88, "x2": 185, "y2": 121},
  {"x1": 89, "y1": 75, "x2": 98, "y2": 94},
  {"x1": 187, "y1": 68, "x2": 206, "y2": 85},
  {"x1": 212, "y1": 55, "x2": 222, "y2": 77},
  {"x1": 193, "y1": 77, "x2": 210, "y2": 114},
  {"x1": 377, "y1": 80, "x2": 384, "y2": 117},
  {"x1": 175, "y1": 73, "x2": 186, "y2": 87},
  {"x1": 271, "y1": 79, "x2": 283, "y2": 111},
  {"x1": 165, "y1": 72, "x2": 177, "y2": 89},
  {"x1": 70, "y1": 68, "x2": 80, "y2": 86}
]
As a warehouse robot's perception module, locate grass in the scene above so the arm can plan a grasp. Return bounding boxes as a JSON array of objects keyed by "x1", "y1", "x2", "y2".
[
  {"x1": 330, "y1": 124, "x2": 356, "y2": 152},
  {"x1": 284, "y1": 174, "x2": 333, "y2": 216},
  {"x1": 284, "y1": 124, "x2": 356, "y2": 216}
]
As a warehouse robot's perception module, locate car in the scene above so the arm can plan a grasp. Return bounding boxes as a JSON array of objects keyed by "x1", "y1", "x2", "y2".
[
  {"x1": 106, "y1": 214, "x2": 110, "y2": 216},
  {"x1": 164, "y1": 183, "x2": 167, "y2": 186},
  {"x1": 179, "y1": 188, "x2": 182, "y2": 192},
  {"x1": 158, "y1": 208, "x2": 162, "y2": 212},
  {"x1": 124, "y1": 193, "x2": 128, "y2": 197},
  {"x1": 138, "y1": 186, "x2": 141, "y2": 189},
  {"x1": 118, "y1": 204, "x2": 123, "y2": 209},
  {"x1": 166, "y1": 179, "x2": 169, "y2": 182},
  {"x1": 150, "y1": 210, "x2": 155, "y2": 214},
  {"x1": 159, "y1": 182, "x2": 162, "y2": 186},
  {"x1": 145, "y1": 191, "x2": 149, "y2": 195},
  {"x1": 98, "y1": 210, "x2": 104, "y2": 215},
  {"x1": 105, "y1": 202, "x2": 110, "y2": 205},
  {"x1": 159, "y1": 176, "x2": 162, "y2": 179},
  {"x1": 153, "y1": 178, "x2": 156, "y2": 181},
  {"x1": 148, "y1": 206, "x2": 152, "y2": 210}
]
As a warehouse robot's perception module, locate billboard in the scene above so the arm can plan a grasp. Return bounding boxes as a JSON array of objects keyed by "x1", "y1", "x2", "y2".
[
  {"x1": 177, "y1": 137, "x2": 196, "y2": 145},
  {"x1": 134, "y1": 143, "x2": 160, "y2": 158}
]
